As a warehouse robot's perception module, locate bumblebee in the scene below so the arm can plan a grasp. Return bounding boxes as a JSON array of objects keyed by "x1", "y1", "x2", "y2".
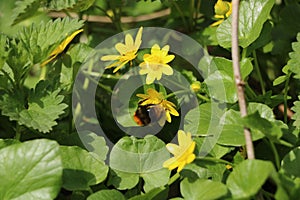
[{"x1": 133, "y1": 102, "x2": 166, "y2": 126}]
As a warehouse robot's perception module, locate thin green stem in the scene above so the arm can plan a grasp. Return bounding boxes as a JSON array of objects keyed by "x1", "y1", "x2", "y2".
[
  {"x1": 15, "y1": 124, "x2": 21, "y2": 141},
  {"x1": 245, "y1": 84, "x2": 257, "y2": 99},
  {"x1": 283, "y1": 72, "x2": 291, "y2": 124},
  {"x1": 189, "y1": 0, "x2": 195, "y2": 31},
  {"x1": 252, "y1": 50, "x2": 265, "y2": 94},
  {"x1": 196, "y1": 157, "x2": 233, "y2": 166},
  {"x1": 165, "y1": 89, "x2": 190, "y2": 99},
  {"x1": 241, "y1": 48, "x2": 247, "y2": 59},
  {"x1": 267, "y1": 139, "x2": 280, "y2": 170},
  {"x1": 197, "y1": 93, "x2": 210, "y2": 102},
  {"x1": 171, "y1": 0, "x2": 189, "y2": 31},
  {"x1": 168, "y1": 172, "x2": 180, "y2": 185}
]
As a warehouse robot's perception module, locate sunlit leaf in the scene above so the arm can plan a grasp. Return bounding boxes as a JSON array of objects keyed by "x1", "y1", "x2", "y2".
[
  {"x1": 216, "y1": 0, "x2": 275, "y2": 48},
  {"x1": 0, "y1": 139, "x2": 62, "y2": 200},
  {"x1": 87, "y1": 189, "x2": 125, "y2": 200},
  {"x1": 227, "y1": 159, "x2": 275, "y2": 199},
  {"x1": 181, "y1": 178, "x2": 228, "y2": 200}
]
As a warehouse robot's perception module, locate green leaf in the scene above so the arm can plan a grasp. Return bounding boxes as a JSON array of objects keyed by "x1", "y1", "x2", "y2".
[
  {"x1": 109, "y1": 135, "x2": 170, "y2": 173},
  {"x1": 273, "y1": 75, "x2": 287, "y2": 86},
  {"x1": 280, "y1": 147, "x2": 300, "y2": 179},
  {"x1": 87, "y1": 189, "x2": 125, "y2": 200},
  {"x1": 227, "y1": 159, "x2": 275, "y2": 199},
  {"x1": 243, "y1": 111, "x2": 283, "y2": 141},
  {"x1": 18, "y1": 17, "x2": 84, "y2": 64},
  {"x1": 128, "y1": 186, "x2": 169, "y2": 200},
  {"x1": 109, "y1": 135, "x2": 170, "y2": 191},
  {"x1": 141, "y1": 168, "x2": 170, "y2": 192},
  {"x1": 0, "y1": 34, "x2": 9, "y2": 70},
  {"x1": 218, "y1": 103, "x2": 274, "y2": 146},
  {"x1": 0, "y1": 139, "x2": 20, "y2": 150},
  {"x1": 181, "y1": 159, "x2": 228, "y2": 182},
  {"x1": 18, "y1": 80, "x2": 68, "y2": 133},
  {"x1": 48, "y1": 0, "x2": 95, "y2": 12},
  {"x1": 288, "y1": 33, "x2": 300, "y2": 79},
  {"x1": 11, "y1": 0, "x2": 41, "y2": 25},
  {"x1": 204, "y1": 57, "x2": 253, "y2": 103},
  {"x1": 0, "y1": 91, "x2": 26, "y2": 122},
  {"x1": 180, "y1": 178, "x2": 228, "y2": 200},
  {"x1": 108, "y1": 169, "x2": 140, "y2": 190},
  {"x1": 60, "y1": 146, "x2": 109, "y2": 191},
  {"x1": 216, "y1": 0, "x2": 275, "y2": 48},
  {"x1": 79, "y1": 131, "x2": 108, "y2": 161},
  {"x1": 292, "y1": 96, "x2": 300, "y2": 129},
  {"x1": 0, "y1": 139, "x2": 62, "y2": 200}
]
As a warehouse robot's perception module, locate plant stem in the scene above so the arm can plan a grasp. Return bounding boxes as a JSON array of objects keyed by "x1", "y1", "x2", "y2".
[
  {"x1": 252, "y1": 50, "x2": 265, "y2": 94},
  {"x1": 283, "y1": 72, "x2": 291, "y2": 123},
  {"x1": 171, "y1": 0, "x2": 189, "y2": 31},
  {"x1": 189, "y1": 0, "x2": 195, "y2": 31},
  {"x1": 196, "y1": 157, "x2": 233, "y2": 166},
  {"x1": 15, "y1": 123, "x2": 21, "y2": 141},
  {"x1": 231, "y1": 0, "x2": 255, "y2": 159},
  {"x1": 266, "y1": 139, "x2": 280, "y2": 170},
  {"x1": 168, "y1": 172, "x2": 180, "y2": 185}
]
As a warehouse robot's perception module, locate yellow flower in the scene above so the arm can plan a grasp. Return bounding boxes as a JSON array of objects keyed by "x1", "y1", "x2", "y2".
[
  {"x1": 190, "y1": 81, "x2": 201, "y2": 92},
  {"x1": 139, "y1": 44, "x2": 175, "y2": 84},
  {"x1": 101, "y1": 27, "x2": 143, "y2": 73},
  {"x1": 163, "y1": 130, "x2": 196, "y2": 172},
  {"x1": 211, "y1": 0, "x2": 232, "y2": 27},
  {"x1": 136, "y1": 88, "x2": 179, "y2": 123},
  {"x1": 41, "y1": 29, "x2": 83, "y2": 66}
]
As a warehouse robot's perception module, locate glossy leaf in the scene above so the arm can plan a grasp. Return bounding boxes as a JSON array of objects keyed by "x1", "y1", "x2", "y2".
[
  {"x1": 181, "y1": 178, "x2": 228, "y2": 200},
  {"x1": 128, "y1": 186, "x2": 169, "y2": 200},
  {"x1": 108, "y1": 169, "x2": 140, "y2": 190},
  {"x1": 217, "y1": 103, "x2": 274, "y2": 146},
  {"x1": 0, "y1": 139, "x2": 62, "y2": 200},
  {"x1": 216, "y1": 0, "x2": 275, "y2": 48},
  {"x1": 204, "y1": 57, "x2": 253, "y2": 103},
  {"x1": 60, "y1": 146, "x2": 109, "y2": 191},
  {"x1": 226, "y1": 159, "x2": 275, "y2": 199}
]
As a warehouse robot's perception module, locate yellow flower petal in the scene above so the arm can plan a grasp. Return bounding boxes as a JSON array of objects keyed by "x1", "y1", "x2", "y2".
[
  {"x1": 101, "y1": 27, "x2": 143, "y2": 72},
  {"x1": 166, "y1": 143, "x2": 181, "y2": 155},
  {"x1": 41, "y1": 29, "x2": 83, "y2": 66}
]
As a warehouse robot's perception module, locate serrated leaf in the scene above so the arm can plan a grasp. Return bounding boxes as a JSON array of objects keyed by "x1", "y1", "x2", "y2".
[
  {"x1": 226, "y1": 159, "x2": 275, "y2": 199},
  {"x1": 216, "y1": 0, "x2": 275, "y2": 48},
  {"x1": 11, "y1": 0, "x2": 41, "y2": 25},
  {"x1": 60, "y1": 146, "x2": 109, "y2": 191},
  {"x1": 48, "y1": 0, "x2": 95, "y2": 12},
  {"x1": 0, "y1": 91, "x2": 26, "y2": 122},
  {"x1": 87, "y1": 189, "x2": 126, "y2": 200},
  {"x1": 291, "y1": 96, "x2": 300, "y2": 129},
  {"x1": 0, "y1": 34, "x2": 9, "y2": 70},
  {"x1": 18, "y1": 80, "x2": 68, "y2": 133},
  {"x1": 181, "y1": 178, "x2": 228, "y2": 200},
  {"x1": 288, "y1": 33, "x2": 300, "y2": 79},
  {"x1": 280, "y1": 147, "x2": 300, "y2": 179},
  {"x1": 0, "y1": 139, "x2": 62, "y2": 200},
  {"x1": 18, "y1": 17, "x2": 84, "y2": 64}
]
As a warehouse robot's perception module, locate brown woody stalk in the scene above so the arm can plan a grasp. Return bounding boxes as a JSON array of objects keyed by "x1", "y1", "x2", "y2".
[{"x1": 231, "y1": 0, "x2": 255, "y2": 159}]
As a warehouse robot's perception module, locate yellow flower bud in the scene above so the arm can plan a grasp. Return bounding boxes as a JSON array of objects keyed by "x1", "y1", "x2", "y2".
[
  {"x1": 214, "y1": 0, "x2": 231, "y2": 16},
  {"x1": 191, "y1": 81, "x2": 201, "y2": 92}
]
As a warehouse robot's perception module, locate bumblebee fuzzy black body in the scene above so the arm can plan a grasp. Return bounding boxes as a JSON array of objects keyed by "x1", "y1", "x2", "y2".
[{"x1": 134, "y1": 102, "x2": 166, "y2": 126}]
